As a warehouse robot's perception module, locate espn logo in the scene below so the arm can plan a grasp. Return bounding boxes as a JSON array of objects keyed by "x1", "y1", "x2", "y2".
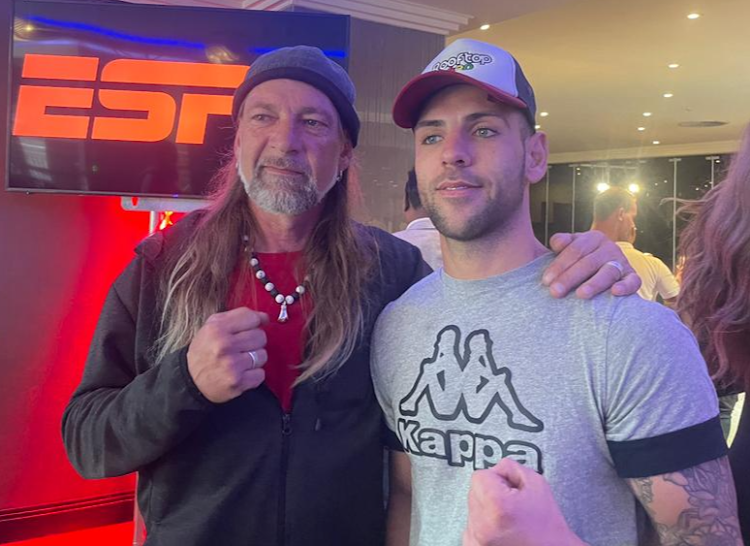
[{"x1": 12, "y1": 54, "x2": 250, "y2": 144}]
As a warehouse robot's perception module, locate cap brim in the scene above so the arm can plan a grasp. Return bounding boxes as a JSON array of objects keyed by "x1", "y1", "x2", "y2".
[{"x1": 392, "y1": 71, "x2": 528, "y2": 129}]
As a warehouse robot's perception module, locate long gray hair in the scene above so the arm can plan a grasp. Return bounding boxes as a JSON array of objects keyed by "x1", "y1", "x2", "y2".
[{"x1": 153, "y1": 154, "x2": 377, "y2": 385}]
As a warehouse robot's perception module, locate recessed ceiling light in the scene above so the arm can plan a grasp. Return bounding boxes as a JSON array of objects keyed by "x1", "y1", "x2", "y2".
[
  {"x1": 540, "y1": 112, "x2": 549, "y2": 117},
  {"x1": 480, "y1": 24, "x2": 490, "y2": 30},
  {"x1": 663, "y1": 93, "x2": 674, "y2": 98},
  {"x1": 638, "y1": 127, "x2": 646, "y2": 131},
  {"x1": 628, "y1": 183, "x2": 641, "y2": 194},
  {"x1": 687, "y1": 13, "x2": 701, "y2": 19},
  {"x1": 652, "y1": 140, "x2": 661, "y2": 145},
  {"x1": 534, "y1": 124, "x2": 541, "y2": 130},
  {"x1": 668, "y1": 63, "x2": 680, "y2": 69},
  {"x1": 596, "y1": 182, "x2": 610, "y2": 193},
  {"x1": 643, "y1": 112, "x2": 652, "y2": 117}
]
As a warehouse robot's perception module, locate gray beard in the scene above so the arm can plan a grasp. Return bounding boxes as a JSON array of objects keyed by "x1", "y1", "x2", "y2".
[{"x1": 239, "y1": 158, "x2": 322, "y2": 215}]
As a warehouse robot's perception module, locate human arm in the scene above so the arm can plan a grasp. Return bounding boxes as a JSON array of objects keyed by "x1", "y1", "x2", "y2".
[
  {"x1": 62, "y1": 258, "x2": 268, "y2": 478},
  {"x1": 603, "y1": 300, "x2": 737, "y2": 544},
  {"x1": 386, "y1": 451, "x2": 413, "y2": 546},
  {"x1": 543, "y1": 230, "x2": 641, "y2": 298},
  {"x1": 652, "y1": 256, "x2": 680, "y2": 307},
  {"x1": 627, "y1": 457, "x2": 742, "y2": 545}
]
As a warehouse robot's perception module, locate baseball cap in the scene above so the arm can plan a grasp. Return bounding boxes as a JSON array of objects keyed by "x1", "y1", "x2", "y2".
[
  {"x1": 392, "y1": 38, "x2": 536, "y2": 129},
  {"x1": 233, "y1": 45, "x2": 360, "y2": 147}
]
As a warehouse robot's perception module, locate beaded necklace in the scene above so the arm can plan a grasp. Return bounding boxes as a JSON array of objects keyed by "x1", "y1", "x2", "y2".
[{"x1": 244, "y1": 237, "x2": 308, "y2": 323}]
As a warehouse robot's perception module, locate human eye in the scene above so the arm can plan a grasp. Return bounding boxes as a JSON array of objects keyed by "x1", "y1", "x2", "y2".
[
  {"x1": 421, "y1": 134, "x2": 443, "y2": 145},
  {"x1": 249, "y1": 112, "x2": 274, "y2": 124},
  {"x1": 474, "y1": 127, "x2": 498, "y2": 138}
]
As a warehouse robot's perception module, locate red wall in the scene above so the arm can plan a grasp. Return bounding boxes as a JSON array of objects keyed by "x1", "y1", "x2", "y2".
[{"x1": 0, "y1": 0, "x2": 142, "y2": 520}]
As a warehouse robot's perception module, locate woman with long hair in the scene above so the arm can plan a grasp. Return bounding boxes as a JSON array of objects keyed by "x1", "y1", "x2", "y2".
[{"x1": 677, "y1": 123, "x2": 750, "y2": 541}]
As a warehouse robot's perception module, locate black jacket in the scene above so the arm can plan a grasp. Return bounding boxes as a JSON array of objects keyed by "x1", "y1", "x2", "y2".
[{"x1": 62, "y1": 212, "x2": 430, "y2": 546}]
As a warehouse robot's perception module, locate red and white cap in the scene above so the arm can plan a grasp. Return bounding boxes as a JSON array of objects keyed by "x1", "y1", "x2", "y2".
[{"x1": 392, "y1": 38, "x2": 537, "y2": 129}]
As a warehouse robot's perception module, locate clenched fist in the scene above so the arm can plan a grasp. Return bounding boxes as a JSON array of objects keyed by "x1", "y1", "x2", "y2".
[
  {"x1": 463, "y1": 458, "x2": 586, "y2": 546},
  {"x1": 186, "y1": 307, "x2": 270, "y2": 404}
]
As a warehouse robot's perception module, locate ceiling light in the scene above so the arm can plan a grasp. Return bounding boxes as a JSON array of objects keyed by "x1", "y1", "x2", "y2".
[
  {"x1": 668, "y1": 63, "x2": 680, "y2": 69},
  {"x1": 540, "y1": 112, "x2": 549, "y2": 117},
  {"x1": 643, "y1": 112, "x2": 652, "y2": 117},
  {"x1": 596, "y1": 182, "x2": 610, "y2": 193},
  {"x1": 480, "y1": 24, "x2": 490, "y2": 30},
  {"x1": 534, "y1": 124, "x2": 541, "y2": 130},
  {"x1": 638, "y1": 127, "x2": 646, "y2": 131},
  {"x1": 652, "y1": 140, "x2": 661, "y2": 145},
  {"x1": 628, "y1": 183, "x2": 641, "y2": 194},
  {"x1": 663, "y1": 93, "x2": 674, "y2": 98},
  {"x1": 687, "y1": 13, "x2": 701, "y2": 19}
]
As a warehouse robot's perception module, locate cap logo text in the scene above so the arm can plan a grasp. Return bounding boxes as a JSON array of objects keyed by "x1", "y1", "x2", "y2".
[{"x1": 432, "y1": 52, "x2": 493, "y2": 72}]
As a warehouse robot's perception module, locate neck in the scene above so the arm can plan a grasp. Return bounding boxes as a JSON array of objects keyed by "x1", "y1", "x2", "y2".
[
  {"x1": 249, "y1": 199, "x2": 323, "y2": 253},
  {"x1": 590, "y1": 221, "x2": 620, "y2": 243},
  {"x1": 441, "y1": 213, "x2": 548, "y2": 280}
]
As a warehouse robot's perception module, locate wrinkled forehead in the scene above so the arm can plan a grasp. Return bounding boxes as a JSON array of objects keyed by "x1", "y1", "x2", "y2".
[{"x1": 238, "y1": 78, "x2": 341, "y2": 124}]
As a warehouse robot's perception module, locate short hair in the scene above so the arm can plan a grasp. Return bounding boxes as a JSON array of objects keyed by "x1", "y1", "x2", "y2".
[
  {"x1": 593, "y1": 187, "x2": 636, "y2": 222},
  {"x1": 404, "y1": 169, "x2": 422, "y2": 212}
]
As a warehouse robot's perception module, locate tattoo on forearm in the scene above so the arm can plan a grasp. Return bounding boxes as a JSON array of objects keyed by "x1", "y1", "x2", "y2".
[{"x1": 630, "y1": 458, "x2": 742, "y2": 546}]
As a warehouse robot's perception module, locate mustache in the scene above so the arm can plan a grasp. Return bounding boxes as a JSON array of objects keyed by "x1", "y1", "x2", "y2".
[
  {"x1": 256, "y1": 156, "x2": 311, "y2": 177},
  {"x1": 430, "y1": 172, "x2": 480, "y2": 187}
]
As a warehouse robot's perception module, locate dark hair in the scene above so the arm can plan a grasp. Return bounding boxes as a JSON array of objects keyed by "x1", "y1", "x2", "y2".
[
  {"x1": 593, "y1": 187, "x2": 636, "y2": 222},
  {"x1": 404, "y1": 169, "x2": 422, "y2": 212}
]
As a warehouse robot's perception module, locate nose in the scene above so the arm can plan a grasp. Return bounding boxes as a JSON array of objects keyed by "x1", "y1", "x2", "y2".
[
  {"x1": 268, "y1": 117, "x2": 301, "y2": 154},
  {"x1": 441, "y1": 132, "x2": 471, "y2": 168}
]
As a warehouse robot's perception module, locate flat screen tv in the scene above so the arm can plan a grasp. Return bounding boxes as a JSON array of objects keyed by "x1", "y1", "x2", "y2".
[{"x1": 6, "y1": 0, "x2": 350, "y2": 198}]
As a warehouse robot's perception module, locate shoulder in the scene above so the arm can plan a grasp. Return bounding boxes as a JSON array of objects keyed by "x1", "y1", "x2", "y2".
[
  {"x1": 608, "y1": 293, "x2": 687, "y2": 333},
  {"x1": 134, "y1": 209, "x2": 208, "y2": 264},
  {"x1": 375, "y1": 272, "x2": 441, "y2": 331},
  {"x1": 603, "y1": 295, "x2": 701, "y2": 364},
  {"x1": 356, "y1": 223, "x2": 431, "y2": 274}
]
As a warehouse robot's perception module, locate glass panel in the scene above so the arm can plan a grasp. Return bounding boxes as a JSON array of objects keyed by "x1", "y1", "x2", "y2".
[
  {"x1": 633, "y1": 158, "x2": 676, "y2": 270},
  {"x1": 547, "y1": 164, "x2": 574, "y2": 238},
  {"x1": 530, "y1": 170, "x2": 548, "y2": 244}
]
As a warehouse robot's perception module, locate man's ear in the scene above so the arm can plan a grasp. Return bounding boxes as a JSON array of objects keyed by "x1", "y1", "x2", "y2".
[
  {"x1": 525, "y1": 130, "x2": 548, "y2": 185},
  {"x1": 233, "y1": 130, "x2": 242, "y2": 157},
  {"x1": 338, "y1": 139, "x2": 354, "y2": 173},
  {"x1": 617, "y1": 207, "x2": 625, "y2": 221}
]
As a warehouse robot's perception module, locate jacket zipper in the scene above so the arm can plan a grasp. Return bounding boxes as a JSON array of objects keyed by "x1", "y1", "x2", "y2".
[{"x1": 278, "y1": 412, "x2": 292, "y2": 546}]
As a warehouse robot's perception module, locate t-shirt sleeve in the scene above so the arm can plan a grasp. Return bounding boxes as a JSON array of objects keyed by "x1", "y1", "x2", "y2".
[
  {"x1": 602, "y1": 299, "x2": 726, "y2": 478},
  {"x1": 371, "y1": 306, "x2": 404, "y2": 452},
  {"x1": 652, "y1": 257, "x2": 680, "y2": 300}
]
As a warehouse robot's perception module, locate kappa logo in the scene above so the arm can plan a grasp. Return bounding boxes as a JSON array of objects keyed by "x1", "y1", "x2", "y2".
[
  {"x1": 12, "y1": 54, "x2": 250, "y2": 144},
  {"x1": 432, "y1": 51, "x2": 493, "y2": 72},
  {"x1": 397, "y1": 325, "x2": 543, "y2": 471}
]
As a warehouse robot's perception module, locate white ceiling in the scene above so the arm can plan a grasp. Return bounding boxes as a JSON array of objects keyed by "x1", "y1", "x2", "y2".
[{"x1": 445, "y1": 0, "x2": 750, "y2": 161}]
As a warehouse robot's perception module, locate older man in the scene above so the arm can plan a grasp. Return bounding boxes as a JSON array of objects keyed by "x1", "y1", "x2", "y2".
[{"x1": 62, "y1": 45, "x2": 639, "y2": 546}]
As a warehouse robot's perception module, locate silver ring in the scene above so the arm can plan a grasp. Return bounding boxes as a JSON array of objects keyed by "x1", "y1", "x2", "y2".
[
  {"x1": 604, "y1": 260, "x2": 625, "y2": 279},
  {"x1": 247, "y1": 350, "x2": 258, "y2": 368}
]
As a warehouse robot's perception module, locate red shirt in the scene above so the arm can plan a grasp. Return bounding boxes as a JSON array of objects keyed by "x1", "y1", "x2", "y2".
[{"x1": 229, "y1": 251, "x2": 309, "y2": 412}]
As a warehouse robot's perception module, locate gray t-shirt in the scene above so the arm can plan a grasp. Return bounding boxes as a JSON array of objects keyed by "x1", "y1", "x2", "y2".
[{"x1": 371, "y1": 253, "x2": 725, "y2": 546}]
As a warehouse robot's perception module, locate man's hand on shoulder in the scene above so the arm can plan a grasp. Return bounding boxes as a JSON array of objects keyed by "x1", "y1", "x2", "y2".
[{"x1": 544, "y1": 230, "x2": 641, "y2": 299}]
